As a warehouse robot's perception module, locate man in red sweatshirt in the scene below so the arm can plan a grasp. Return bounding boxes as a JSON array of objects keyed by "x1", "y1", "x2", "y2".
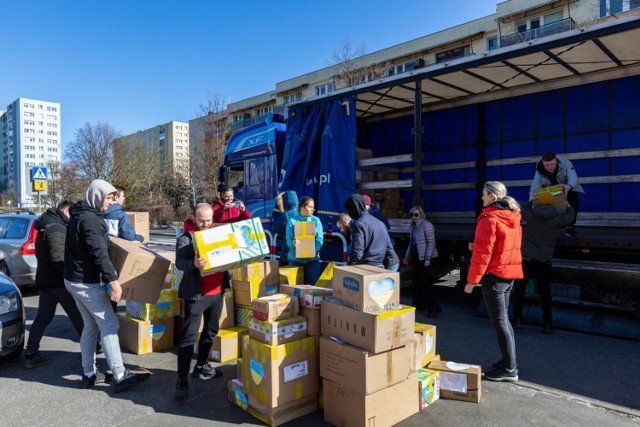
[
  {"x1": 212, "y1": 187, "x2": 251, "y2": 224},
  {"x1": 174, "y1": 203, "x2": 227, "y2": 399}
]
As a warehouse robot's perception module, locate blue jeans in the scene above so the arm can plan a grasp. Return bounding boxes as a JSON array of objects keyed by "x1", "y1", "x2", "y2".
[
  {"x1": 289, "y1": 259, "x2": 322, "y2": 286},
  {"x1": 64, "y1": 280, "x2": 125, "y2": 378},
  {"x1": 481, "y1": 273, "x2": 517, "y2": 371}
]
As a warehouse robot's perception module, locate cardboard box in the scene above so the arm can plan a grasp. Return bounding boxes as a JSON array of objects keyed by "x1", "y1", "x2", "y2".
[
  {"x1": 126, "y1": 288, "x2": 179, "y2": 321},
  {"x1": 300, "y1": 307, "x2": 321, "y2": 336},
  {"x1": 235, "y1": 303, "x2": 252, "y2": 328},
  {"x1": 426, "y1": 360, "x2": 481, "y2": 403},
  {"x1": 315, "y1": 261, "x2": 335, "y2": 288},
  {"x1": 323, "y1": 372, "x2": 420, "y2": 427},
  {"x1": 319, "y1": 336, "x2": 412, "y2": 395},
  {"x1": 117, "y1": 313, "x2": 174, "y2": 354},
  {"x1": 211, "y1": 326, "x2": 248, "y2": 363},
  {"x1": 418, "y1": 368, "x2": 440, "y2": 410},
  {"x1": 321, "y1": 299, "x2": 415, "y2": 354},
  {"x1": 252, "y1": 294, "x2": 300, "y2": 322},
  {"x1": 228, "y1": 378, "x2": 318, "y2": 427},
  {"x1": 294, "y1": 221, "x2": 316, "y2": 259},
  {"x1": 109, "y1": 237, "x2": 171, "y2": 304},
  {"x1": 125, "y1": 211, "x2": 150, "y2": 243},
  {"x1": 231, "y1": 278, "x2": 279, "y2": 307},
  {"x1": 410, "y1": 323, "x2": 437, "y2": 370},
  {"x1": 243, "y1": 335, "x2": 319, "y2": 408},
  {"x1": 193, "y1": 218, "x2": 269, "y2": 275},
  {"x1": 248, "y1": 315, "x2": 307, "y2": 346},
  {"x1": 231, "y1": 260, "x2": 279, "y2": 283},
  {"x1": 219, "y1": 289, "x2": 235, "y2": 329},
  {"x1": 279, "y1": 284, "x2": 333, "y2": 309},
  {"x1": 279, "y1": 266, "x2": 303, "y2": 286},
  {"x1": 332, "y1": 265, "x2": 400, "y2": 312}
]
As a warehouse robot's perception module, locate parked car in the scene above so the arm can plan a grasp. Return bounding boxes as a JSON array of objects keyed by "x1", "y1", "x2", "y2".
[
  {"x1": 0, "y1": 272, "x2": 25, "y2": 360},
  {"x1": 0, "y1": 211, "x2": 39, "y2": 286}
]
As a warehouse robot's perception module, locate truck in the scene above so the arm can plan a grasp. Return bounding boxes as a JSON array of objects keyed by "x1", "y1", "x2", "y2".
[{"x1": 219, "y1": 14, "x2": 640, "y2": 339}]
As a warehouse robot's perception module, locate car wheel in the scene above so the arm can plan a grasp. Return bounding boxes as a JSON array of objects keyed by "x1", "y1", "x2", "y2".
[{"x1": 0, "y1": 261, "x2": 9, "y2": 277}]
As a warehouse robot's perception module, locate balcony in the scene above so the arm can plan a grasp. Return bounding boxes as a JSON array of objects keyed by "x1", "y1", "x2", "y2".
[
  {"x1": 229, "y1": 104, "x2": 288, "y2": 130},
  {"x1": 500, "y1": 18, "x2": 574, "y2": 48}
]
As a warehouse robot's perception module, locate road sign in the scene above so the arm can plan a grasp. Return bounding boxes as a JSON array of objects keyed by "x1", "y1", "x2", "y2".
[
  {"x1": 34, "y1": 180, "x2": 47, "y2": 192},
  {"x1": 32, "y1": 167, "x2": 48, "y2": 180}
]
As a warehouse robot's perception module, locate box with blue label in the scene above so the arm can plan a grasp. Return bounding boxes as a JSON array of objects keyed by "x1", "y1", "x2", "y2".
[
  {"x1": 126, "y1": 288, "x2": 179, "y2": 321},
  {"x1": 117, "y1": 312, "x2": 174, "y2": 354},
  {"x1": 332, "y1": 265, "x2": 400, "y2": 312},
  {"x1": 193, "y1": 218, "x2": 269, "y2": 275},
  {"x1": 248, "y1": 315, "x2": 307, "y2": 345}
]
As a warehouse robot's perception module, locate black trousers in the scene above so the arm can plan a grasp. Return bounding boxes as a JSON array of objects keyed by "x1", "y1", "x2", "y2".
[
  {"x1": 513, "y1": 258, "x2": 554, "y2": 325},
  {"x1": 411, "y1": 247, "x2": 441, "y2": 314},
  {"x1": 26, "y1": 287, "x2": 84, "y2": 354},
  {"x1": 481, "y1": 273, "x2": 517, "y2": 371},
  {"x1": 567, "y1": 190, "x2": 579, "y2": 227},
  {"x1": 177, "y1": 293, "x2": 223, "y2": 378}
]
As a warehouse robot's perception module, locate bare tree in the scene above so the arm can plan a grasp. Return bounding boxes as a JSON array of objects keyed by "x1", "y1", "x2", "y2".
[
  {"x1": 44, "y1": 161, "x2": 87, "y2": 205},
  {"x1": 112, "y1": 134, "x2": 162, "y2": 204},
  {"x1": 65, "y1": 122, "x2": 119, "y2": 181},
  {"x1": 331, "y1": 39, "x2": 389, "y2": 89}
]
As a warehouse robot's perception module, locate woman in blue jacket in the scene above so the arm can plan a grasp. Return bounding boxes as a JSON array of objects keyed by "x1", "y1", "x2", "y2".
[
  {"x1": 275, "y1": 190, "x2": 298, "y2": 265},
  {"x1": 285, "y1": 196, "x2": 323, "y2": 285}
]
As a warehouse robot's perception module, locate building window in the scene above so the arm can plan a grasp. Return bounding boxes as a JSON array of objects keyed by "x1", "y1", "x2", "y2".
[
  {"x1": 487, "y1": 37, "x2": 499, "y2": 51},
  {"x1": 24, "y1": 120, "x2": 35, "y2": 126},
  {"x1": 436, "y1": 46, "x2": 471, "y2": 63},
  {"x1": 23, "y1": 103, "x2": 35, "y2": 109},
  {"x1": 285, "y1": 92, "x2": 303, "y2": 104},
  {"x1": 255, "y1": 106, "x2": 272, "y2": 116},
  {"x1": 46, "y1": 106, "x2": 57, "y2": 112},
  {"x1": 315, "y1": 83, "x2": 334, "y2": 96},
  {"x1": 388, "y1": 60, "x2": 419, "y2": 76}
]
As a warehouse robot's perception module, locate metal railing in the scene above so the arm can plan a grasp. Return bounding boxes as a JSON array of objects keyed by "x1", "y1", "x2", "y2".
[{"x1": 500, "y1": 18, "x2": 575, "y2": 48}]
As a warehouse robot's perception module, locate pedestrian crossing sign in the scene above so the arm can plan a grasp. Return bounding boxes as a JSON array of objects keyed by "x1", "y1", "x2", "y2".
[
  {"x1": 32, "y1": 167, "x2": 48, "y2": 180},
  {"x1": 34, "y1": 180, "x2": 47, "y2": 192}
]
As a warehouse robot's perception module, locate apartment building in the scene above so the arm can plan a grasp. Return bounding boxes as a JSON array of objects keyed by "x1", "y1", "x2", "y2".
[
  {"x1": 114, "y1": 121, "x2": 190, "y2": 179},
  {"x1": 225, "y1": 0, "x2": 639, "y2": 128},
  {"x1": 0, "y1": 98, "x2": 61, "y2": 206}
]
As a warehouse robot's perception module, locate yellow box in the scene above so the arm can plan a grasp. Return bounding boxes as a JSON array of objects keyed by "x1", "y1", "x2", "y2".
[
  {"x1": 126, "y1": 288, "x2": 179, "y2": 321},
  {"x1": 279, "y1": 267, "x2": 303, "y2": 286},
  {"x1": 117, "y1": 313, "x2": 174, "y2": 354},
  {"x1": 211, "y1": 326, "x2": 248, "y2": 363}
]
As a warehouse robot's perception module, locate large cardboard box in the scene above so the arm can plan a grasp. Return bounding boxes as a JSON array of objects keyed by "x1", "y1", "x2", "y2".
[
  {"x1": 231, "y1": 278, "x2": 279, "y2": 307},
  {"x1": 279, "y1": 283, "x2": 333, "y2": 309},
  {"x1": 125, "y1": 211, "x2": 150, "y2": 243},
  {"x1": 279, "y1": 266, "x2": 303, "y2": 286},
  {"x1": 418, "y1": 368, "x2": 440, "y2": 410},
  {"x1": 252, "y1": 294, "x2": 300, "y2": 322},
  {"x1": 426, "y1": 360, "x2": 481, "y2": 403},
  {"x1": 243, "y1": 335, "x2": 319, "y2": 408},
  {"x1": 332, "y1": 265, "x2": 400, "y2": 312},
  {"x1": 219, "y1": 289, "x2": 235, "y2": 329},
  {"x1": 193, "y1": 218, "x2": 269, "y2": 275},
  {"x1": 410, "y1": 323, "x2": 437, "y2": 370},
  {"x1": 300, "y1": 307, "x2": 321, "y2": 336},
  {"x1": 248, "y1": 315, "x2": 307, "y2": 346},
  {"x1": 294, "y1": 221, "x2": 316, "y2": 259},
  {"x1": 109, "y1": 237, "x2": 171, "y2": 303},
  {"x1": 319, "y1": 336, "x2": 412, "y2": 395},
  {"x1": 321, "y1": 299, "x2": 415, "y2": 354},
  {"x1": 117, "y1": 313, "x2": 174, "y2": 354},
  {"x1": 323, "y1": 372, "x2": 420, "y2": 427},
  {"x1": 231, "y1": 260, "x2": 280, "y2": 306},
  {"x1": 228, "y1": 378, "x2": 318, "y2": 427},
  {"x1": 126, "y1": 288, "x2": 179, "y2": 321},
  {"x1": 211, "y1": 326, "x2": 248, "y2": 363}
]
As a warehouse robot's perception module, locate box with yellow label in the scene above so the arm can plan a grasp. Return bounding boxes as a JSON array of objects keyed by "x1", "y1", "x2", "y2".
[
  {"x1": 332, "y1": 265, "x2": 401, "y2": 312},
  {"x1": 294, "y1": 221, "x2": 316, "y2": 259},
  {"x1": 210, "y1": 326, "x2": 248, "y2": 363},
  {"x1": 126, "y1": 288, "x2": 179, "y2": 321},
  {"x1": 117, "y1": 312, "x2": 174, "y2": 354},
  {"x1": 410, "y1": 323, "x2": 437, "y2": 370},
  {"x1": 193, "y1": 218, "x2": 269, "y2": 275},
  {"x1": 231, "y1": 260, "x2": 280, "y2": 306},
  {"x1": 252, "y1": 294, "x2": 300, "y2": 322},
  {"x1": 248, "y1": 315, "x2": 307, "y2": 346},
  {"x1": 279, "y1": 267, "x2": 303, "y2": 286}
]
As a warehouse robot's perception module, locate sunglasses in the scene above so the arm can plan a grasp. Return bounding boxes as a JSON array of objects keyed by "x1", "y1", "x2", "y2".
[{"x1": 411, "y1": 213, "x2": 420, "y2": 217}]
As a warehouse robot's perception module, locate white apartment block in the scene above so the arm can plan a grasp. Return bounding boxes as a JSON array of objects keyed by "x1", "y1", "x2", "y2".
[
  {"x1": 115, "y1": 121, "x2": 190, "y2": 179},
  {"x1": 0, "y1": 98, "x2": 61, "y2": 206}
]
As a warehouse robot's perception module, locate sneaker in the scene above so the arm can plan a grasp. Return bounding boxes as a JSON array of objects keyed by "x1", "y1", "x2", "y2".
[
  {"x1": 565, "y1": 227, "x2": 577, "y2": 238},
  {"x1": 192, "y1": 363, "x2": 223, "y2": 380},
  {"x1": 23, "y1": 352, "x2": 53, "y2": 370},
  {"x1": 491, "y1": 359, "x2": 504, "y2": 370},
  {"x1": 484, "y1": 367, "x2": 519, "y2": 382},
  {"x1": 174, "y1": 377, "x2": 189, "y2": 399},
  {"x1": 113, "y1": 370, "x2": 151, "y2": 393},
  {"x1": 79, "y1": 370, "x2": 113, "y2": 389}
]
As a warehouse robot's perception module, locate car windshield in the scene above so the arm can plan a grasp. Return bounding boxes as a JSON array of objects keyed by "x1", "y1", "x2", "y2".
[{"x1": 5, "y1": 218, "x2": 30, "y2": 239}]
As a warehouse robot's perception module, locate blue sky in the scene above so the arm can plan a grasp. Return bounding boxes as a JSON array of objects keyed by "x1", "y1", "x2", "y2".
[{"x1": 1, "y1": 0, "x2": 497, "y2": 154}]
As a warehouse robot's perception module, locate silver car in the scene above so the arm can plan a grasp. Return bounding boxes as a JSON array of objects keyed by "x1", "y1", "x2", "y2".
[
  {"x1": 0, "y1": 272, "x2": 25, "y2": 359},
  {"x1": 0, "y1": 211, "x2": 39, "y2": 286}
]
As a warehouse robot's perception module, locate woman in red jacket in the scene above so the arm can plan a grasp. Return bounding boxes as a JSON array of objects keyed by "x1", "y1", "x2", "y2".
[{"x1": 464, "y1": 181, "x2": 523, "y2": 382}]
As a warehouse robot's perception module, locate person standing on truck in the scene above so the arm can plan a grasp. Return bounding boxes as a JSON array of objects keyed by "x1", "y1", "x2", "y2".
[
  {"x1": 64, "y1": 179, "x2": 151, "y2": 392},
  {"x1": 174, "y1": 203, "x2": 226, "y2": 399},
  {"x1": 274, "y1": 190, "x2": 298, "y2": 265},
  {"x1": 104, "y1": 186, "x2": 144, "y2": 243},
  {"x1": 213, "y1": 187, "x2": 251, "y2": 224},
  {"x1": 286, "y1": 196, "x2": 324, "y2": 285},
  {"x1": 465, "y1": 181, "x2": 523, "y2": 382},
  {"x1": 403, "y1": 206, "x2": 440, "y2": 317},
  {"x1": 529, "y1": 152, "x2": 584, "y2": 237},
  {"x1": 512, "y1": 193, "x2": 575, "y2": 335}
]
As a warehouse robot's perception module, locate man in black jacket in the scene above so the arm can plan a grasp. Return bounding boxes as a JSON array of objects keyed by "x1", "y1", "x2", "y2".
[
  {"x1": 64, "y1": 179, "x2": 150, "y2": 392},
  {"x1": 23, "y1": 201, "x2": 84, "y2": 369}
]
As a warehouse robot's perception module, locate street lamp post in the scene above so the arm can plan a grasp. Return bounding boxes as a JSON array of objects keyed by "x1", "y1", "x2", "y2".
[{"x1": 6, "y1": 200, "x2": 11, "y2": 212}]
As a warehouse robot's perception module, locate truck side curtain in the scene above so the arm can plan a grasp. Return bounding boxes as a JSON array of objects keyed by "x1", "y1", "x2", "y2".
[{"x1": 280, "y1": 96, "x2": 356, "y2": 217}]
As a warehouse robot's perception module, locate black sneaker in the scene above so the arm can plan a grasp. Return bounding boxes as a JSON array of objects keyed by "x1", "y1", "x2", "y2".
[
  {"x1": 113, "y1": 370, "x2": 151, "y2": 393},
  {"x1": 484, "y1": 367, "x2": 519, "y2": 382},
  {"x1": 175, "y1": 377, "x2": 189, "y2": 399},
  {"x1": 79, "y1": 370, "x2": 113, "y2": 388},
  {"x1": 192, "y1": 363, "x2": 223, "y2": 380},
  {"x1": 565, "y1": 227, "x2": 577, "y2": 238},
  {"x1": 491, "y1": 359, "x2": 504, "y2": 370},
  {"x1": 23, "y1": 352, "x2": 53, "y2": 370}
]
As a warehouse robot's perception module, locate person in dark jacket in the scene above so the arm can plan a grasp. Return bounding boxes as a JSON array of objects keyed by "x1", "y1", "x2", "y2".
[
  {"x1": 104, "y1": 186, "x2": 144, "y2": 242},
  {"x1": 512, "y1": 193, "x2": 575, "y2": 334},
  {"x1": 174, "y1": 203, "x2": 226, "y2": 399},
  {"x1": 64, "y1": 179, "x2": 150, "y2": 392},
  {"x1": 23, "y1": 201, "x2": 84, "y2": 370},
  {"x1": 275, "y1": 190, "x2": 298, "y2": 265},
  {"x1": 344, "y1": 194, "x2": 396, "y2": 269}
]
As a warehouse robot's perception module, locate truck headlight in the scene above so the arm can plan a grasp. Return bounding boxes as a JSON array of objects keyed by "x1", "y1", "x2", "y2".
[{"x1": 0, "y1": 291, "x2": 18, "y2": 315}]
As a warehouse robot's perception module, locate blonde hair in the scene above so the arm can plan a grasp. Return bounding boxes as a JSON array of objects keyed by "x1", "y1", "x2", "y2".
[
  {"x1": 484, "y1": 181, "x2": 520, "y2": 212},
  {"x1": 409, "y1": 206, "x2": 426, "y2": 219}
]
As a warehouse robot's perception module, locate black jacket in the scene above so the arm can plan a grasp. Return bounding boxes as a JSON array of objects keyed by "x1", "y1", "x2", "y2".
[
  {"x1": 35, "y1": 208, "x2": 68, "y2": 288},
  {"x1": 64, "y1": 200, "x2": 118, "y2": 284}
]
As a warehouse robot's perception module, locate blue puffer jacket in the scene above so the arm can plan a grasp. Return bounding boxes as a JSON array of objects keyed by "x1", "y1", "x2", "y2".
[
  {"x1": 104, "y1": 204, "x2": 144, "y2": 242},
  {"x1": 275, "y1": 191, "x2": 298, "y2": 261}
]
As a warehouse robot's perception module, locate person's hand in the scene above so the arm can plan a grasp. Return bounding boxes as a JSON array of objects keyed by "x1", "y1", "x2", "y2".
[
  {"x1": 224, "y1": 201, "x2": 233, "y2": 210},
  {"x1": 561, "y1": 184, "x2": 571, "y2": 196},
  {"x1": 194, "y1": 257, "x2": 206, "y2": 269},
  {"x1": 239, "y1": 201, "x2": 245, "y2": 212},
  {"x1": 424, "y1": 260, "x2": 430, "y2": 267},
  {"x1": 464, "y1": 283, "x2": 476, "y2": 294},
  {"x1": 292, "y1": 239, "x2": 299, "y2": 247},
  {"x1": 109, "y1": 281, "x2": 123, "y2": 303}
]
